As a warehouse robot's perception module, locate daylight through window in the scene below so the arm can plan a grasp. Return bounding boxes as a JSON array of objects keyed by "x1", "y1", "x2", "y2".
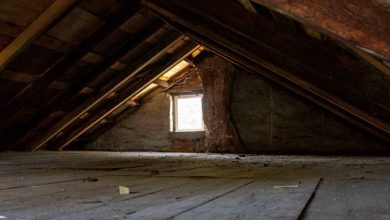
[{"x1": 172, "y1": 95, "x2": 204, "y2": 132}]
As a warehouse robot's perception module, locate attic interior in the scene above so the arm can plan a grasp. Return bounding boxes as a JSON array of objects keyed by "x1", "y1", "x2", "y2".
[{"x1": 0, "y1": 0, "x2": 389, "y2": 219}]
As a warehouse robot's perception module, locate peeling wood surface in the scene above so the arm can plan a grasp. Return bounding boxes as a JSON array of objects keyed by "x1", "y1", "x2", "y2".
[
  {"x1": 1, "y1": 152, "x2": 390, "y2": 219},
  {"x1": 251, "y1": 0, "x2": 390, "y2": 61}
]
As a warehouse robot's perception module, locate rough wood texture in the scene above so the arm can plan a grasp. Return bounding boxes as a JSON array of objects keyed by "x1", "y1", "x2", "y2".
[
  {"x1": 1, "y1": 151, "x2": 390, "y2": 219},
  {"x1": 197, "y1": 55, "x2": 244, "y2": 153},
  {"x1": 55, "y1": 42, "x2": 198, "y2": 151},
  {"x1": 9, "y1": 23, "x2": 163, "y2": 150},
  {"x1": 0, "y1": 4, "x2": 138, "y2": 128},
  {"x1": 0, "y1": 0, "x2": 76, "y2": 72},
  {"x1": 0, "y1": 0, "x2": 388, "y2": 152},
  {"x1": 251, "y1": 0, "x2": 390, "y2": 61},
  {"x1": 24, "y1": 33, "x2": 184, "y2": 152}
]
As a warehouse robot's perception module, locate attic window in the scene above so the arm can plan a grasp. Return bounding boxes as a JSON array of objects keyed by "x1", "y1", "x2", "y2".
[{"x1": 170, "y1": 94, "x2": 204, "y2": 132}]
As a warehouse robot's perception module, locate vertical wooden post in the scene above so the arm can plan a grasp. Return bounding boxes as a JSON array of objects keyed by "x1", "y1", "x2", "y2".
[{"x1": 197, "y1": 55, "x2": 244, "y2": 153}]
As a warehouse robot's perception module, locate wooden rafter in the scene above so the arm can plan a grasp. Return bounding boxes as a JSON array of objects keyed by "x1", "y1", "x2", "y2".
[
  {"x1": 176, "y1": 25, "x2": 390, "y2": 144},
  {"x1": 344, "y1": 42, "x2": 390, "y2": 78},
  {"x1": 0, "y1": 4, "x2": 140, "y2": 135},
  {"x1": 153, "y1": 79, "x2": 170, "y2": 88},
  {"x1": 0, "y1": 0, "x2": 77, "y2": 73},
  {"x1": 56, "y1": 42, "x2": 199, "y2": 150},
  {"x1": 267, "y1": 10, "x2": 390, "y2": 78},
  {"x1": 250, "y1": 0, "x2": 390, "y2": 61},
  {"x1": 143, "y1": 0, "x2": 390, "y2": 143},
  {"x1": 0, "y1": 71, "x2": 39, "y2": 83},
  {"x1": 24, "y1": 32, "x2": 185, "y2": 151},
  {"x1": 10, "y1": 22, "x2": 164, "y2": 149},
  {"x1": 247, "y1": 4, "x2": 390, "y2": 92}
]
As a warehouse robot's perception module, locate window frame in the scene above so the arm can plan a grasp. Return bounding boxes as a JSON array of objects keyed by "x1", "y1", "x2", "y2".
[{"x1": 171, "y1": 93, "x2": 204, "y2": 132}]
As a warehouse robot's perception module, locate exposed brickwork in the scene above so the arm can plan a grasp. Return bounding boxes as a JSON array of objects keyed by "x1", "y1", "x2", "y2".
[{"x1": 197, "y1": 55, "x2": 244, "y2": 153}]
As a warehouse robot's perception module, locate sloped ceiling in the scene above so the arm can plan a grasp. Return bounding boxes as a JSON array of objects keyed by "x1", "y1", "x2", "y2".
[
  {"x1": 0, "y1": 0, "x2": 388, "y2": 151},
  {"x1": 144, "y1": 0, "x2": 390, "y2": 143}
]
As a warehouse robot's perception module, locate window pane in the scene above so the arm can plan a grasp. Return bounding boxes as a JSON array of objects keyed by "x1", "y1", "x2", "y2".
[{"x1": 177, "y1": 96, "x2": 203, "y2": 131}]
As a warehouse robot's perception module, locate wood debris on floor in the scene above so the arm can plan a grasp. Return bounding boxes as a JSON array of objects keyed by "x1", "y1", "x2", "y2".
[{"x1": 1, "y1": 151, "x2": 390, "y2": 219}]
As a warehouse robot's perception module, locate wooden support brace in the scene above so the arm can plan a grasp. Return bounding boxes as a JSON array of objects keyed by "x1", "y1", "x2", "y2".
[
  {"x1": 0, "y1": 4, "x2": 141, "y2": 143},
  {"x1": 10, "y1": 23, "x2": 164, "y2": 149},
  {"x1": 25, "y1": 33, "x2": 185, "y2": 151},
  {"x1": 55, "y1": 43, "x2": 199, "y2": 150}
]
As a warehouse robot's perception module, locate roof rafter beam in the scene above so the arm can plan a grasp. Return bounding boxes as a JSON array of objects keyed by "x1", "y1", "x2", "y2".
[
  {"x1": 153, "y1": 79, "x2": 170, "y2": 88},
  {"x1": 0, "y1": 0, "x2": 77, "y2": 73},
  {"x1": 250, "y1": 0, "x2": 390, "y2": 61},
  {"x1": 143, "y1": 0, "x2": 390, "y2": 143},
  {"x1": 181, "y1": 27, "x2": 390, "y2": 144},
  {"x1": 0, "y1": 4, "x2": 141, "y2": 138},
  {"x1": 24, "y1": 32, "x2": 185, "y2": 152},
  {"x1": 344, "y1": 42, "x2": 390, "y2": 78},
  {"x1": 244, "y1": 2, "x2": 390, "y2": 80},
  {"x1": 54, "y1": 42, "x2": 198, "y2": 150},
  {"x1": 9, "y1": 22, "x2": 164, "y2": 149}
]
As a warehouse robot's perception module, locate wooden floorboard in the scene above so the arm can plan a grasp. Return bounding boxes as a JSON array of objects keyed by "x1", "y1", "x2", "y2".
[
  {"x1": 171, "y1": 178, "x2": 320, "y2": 220},
  {"x1": 302, "y1": 178, "x2": 390, "y2": 220},
  {"x1": 1, "y1": 151, "x2": 390, "y2": 219},
  {"x1": 54, "y1": 178, "x2": 253, "y2": 220}
]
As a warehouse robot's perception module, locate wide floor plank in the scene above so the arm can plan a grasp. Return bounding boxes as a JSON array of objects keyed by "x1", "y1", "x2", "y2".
[{"x1": 1, "y1": 151, "x2": 390, "y2": 219}]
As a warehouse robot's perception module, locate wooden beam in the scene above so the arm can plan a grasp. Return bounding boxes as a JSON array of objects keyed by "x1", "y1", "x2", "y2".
[
  {"x1": 0, "y1": 0, "x2": 77, "y2": 73},
  {"x1": 237, "y1": 0, "x2": 257, "y2": 13},
  {"x1": 0, "y1": 71, "x2": 39, "y2": 83},
  {"x1": 55, "y1": 43, "x2": 198, "y2": 150},
  {"x1": 295, "y1": 24, "x2": 389, "y2": 77},
  {"x1": 24, "y1": 33, "x2": 185, "y2": 151},
  {"x1": 153, "y1": 79, "x2": 170, "y2": 88},
  {"x1": 144, "y1": 0, "x2": 390, "y2": 123},
  {"x1": 250, "y1": 0, "x2": 390, "y2": 61},
  {"x1": 174, "y1": 24, "x2": 390, "y2": 144},
  {"x1": 125, "y1": 100, "x2": 140, "y2": 107},
  {"x1": 143, "y1": 0, "x2": 390, "y2": 142},
  {"x1": 10, "y1": 23, "x2": 164, "y2": 148},
  {"x1": 0, "y1": 5, "x2": 140, "y2": 135},
  {"x1": 269, "y1": 11, "x2": 296, "y2": 31},
  {"x1": 344, "y1": 42, "x2": 390, "y2": 78},
  {"x1": 254, "y1": 7, "x2": 390, "y2": 97}
]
